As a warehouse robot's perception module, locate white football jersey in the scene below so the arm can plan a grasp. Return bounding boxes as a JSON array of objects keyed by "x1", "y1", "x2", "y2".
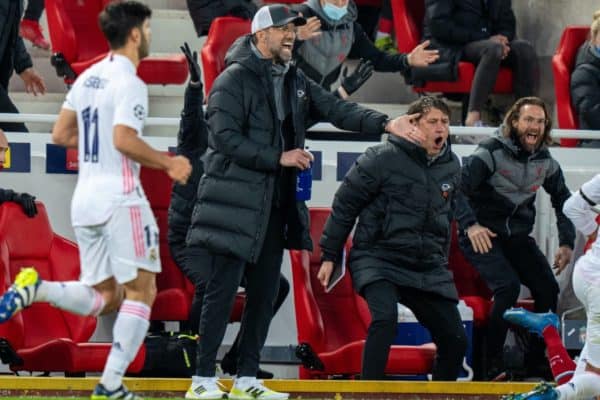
[{"x1": 63, "y1": 54, "x2": 150, "y2": 226}]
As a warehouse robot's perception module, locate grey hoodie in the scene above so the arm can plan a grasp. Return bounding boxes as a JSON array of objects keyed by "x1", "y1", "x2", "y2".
[{"x1": 296, "y1": 0, "x2": 356, "y2": 84}]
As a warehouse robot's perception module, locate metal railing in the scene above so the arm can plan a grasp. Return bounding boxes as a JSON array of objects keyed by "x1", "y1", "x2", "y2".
[{"x1": 2, "y1": 112, "x2": 600, "y2": 139}]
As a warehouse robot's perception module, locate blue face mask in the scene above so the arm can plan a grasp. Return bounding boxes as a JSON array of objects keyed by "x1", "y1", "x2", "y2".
[{"x1": 322, "y1": 2, "x2": 348, "y2": 21}]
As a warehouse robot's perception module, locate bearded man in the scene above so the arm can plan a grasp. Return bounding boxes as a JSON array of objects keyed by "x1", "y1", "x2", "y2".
[{"x1": 454, "y1": 96, "x2": 576, "y2": 380}]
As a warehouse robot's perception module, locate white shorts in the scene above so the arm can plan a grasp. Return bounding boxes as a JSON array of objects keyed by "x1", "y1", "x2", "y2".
[
  {"x1": 572, "y1": 255, "x2": 600, "y2": 368},
  {"x1": 75, "y1": 204, "x2": 161, "y2": 286}
]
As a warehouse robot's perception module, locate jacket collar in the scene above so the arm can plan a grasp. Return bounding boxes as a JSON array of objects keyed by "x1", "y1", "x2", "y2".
[
  {"x1": 492, "y1": 126, "x2": 547, "y2": 159},
  {"x1": 387, "y1": 134, "x2": 451, "y2": 165}
]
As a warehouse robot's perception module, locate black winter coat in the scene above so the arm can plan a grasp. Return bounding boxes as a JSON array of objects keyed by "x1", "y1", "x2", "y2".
[
  {"x1": 186, "y1": 35, "x2": 388, "y2": 263},
  {"x1": 0, "y1": 0, "x2": 33, "y2": 85},
  {"x1": 167, "y1": 83, "x2": 208, "y2": 248},
  {"x1": 319, "y1": 135, "x2": 461, "y2": 301},
  {"x1": 571, "y1": 42, "x2": 600, "y2": 131},
  {"x1": 416, "y1": 0, "x2": 516, "y2": 84}
]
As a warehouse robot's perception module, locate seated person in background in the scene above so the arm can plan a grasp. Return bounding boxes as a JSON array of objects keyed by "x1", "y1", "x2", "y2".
[
  {"x1": 503, "y1": 175, "x2": 600, "y2": 400},
  {"x1": 167, "y1": 44, "x2": 288, "y2": 379},
  {"x1": 318, "y1": 96, "x2": 468, "y2": 381},
  {"x1": 571, "y1": 9, "x2": 600, "y2": 146},
  {"x1": 422, "y1": 0, "x2": 538, "y2": 127},
  {"x1": 455, "y1": 97, "x2": 575, "y2": 380},
  {"x1": 186, "y1": 0, "x2": 256, "y2": 37},
  {"x1": 293, "y1": 0, "x2": 439, "y2": 99},
  {"x1": 0, "y1": 129, "x2": 37, "y2": 217}
]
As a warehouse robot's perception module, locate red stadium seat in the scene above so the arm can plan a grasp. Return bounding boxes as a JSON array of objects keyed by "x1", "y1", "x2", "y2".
[
  {"x1": 552, "y1": 26, "x2": 589, "y2": 147},
  {"x1": 45, "y1": 0, "x2": 188, "y2": 85},
  {"x1": 448, "y1": 221, "x2": 493, "y2": 327},
  {"x1": 391, "y1": 0, "x2": 513, "y2": 113},
  {"x1": 200, "y1": 17, "x2": 251, "y2": 97},
  {"x1": 139, "y1": 167, "x2": 245, "y2": 323},
  {"x1": 0, "y1": 202, "x2": 145, "y2": 374},
  {"x1": 289, "y1": 207, "x2": 436, "y2": 379}
]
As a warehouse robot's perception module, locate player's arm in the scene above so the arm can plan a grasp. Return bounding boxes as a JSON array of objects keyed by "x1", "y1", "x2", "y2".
[
  {"x1": 113, "y1": 125, "x2": 191, "y2": 184},
  {"x1": 52, "y1": 108, "x2": 79, "y2": 148}
]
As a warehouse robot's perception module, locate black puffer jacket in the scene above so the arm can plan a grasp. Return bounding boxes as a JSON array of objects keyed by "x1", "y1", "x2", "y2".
[
  {"x1": 167, "y1": 83, "x2": 208, "y2": 248},
  {"x1": 0, "y1": 0, "x2": 33, "y2": 83},
  {"x1": 186, "y1": 35, "x2": 388, "y2": 263},
  {"x1": 571, "y1": 41, "x2": 600, "y2": 130},
  {"x1": 186, "y1": 0, "x2": 256, "y2": 36},
  {"x1": 417, "y1": 0, "x2": 516, "y2": 83},
  {"x1": 320, "y1": 135, "x2": 461, "y2": 300},
  {"x1": 455, "y1": 131, "x2": 575, "y2": 248}
]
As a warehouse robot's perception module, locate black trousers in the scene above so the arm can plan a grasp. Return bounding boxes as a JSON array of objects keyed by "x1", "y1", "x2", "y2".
[
  {"x1": 24, "y1": 0, "x2": 44, "y2": 21},
  {"x1": 458, "y1": 234, "x2": 559, "y2": 365},
  {"x1": 170, "y1": 239, "x2": 290, "y2": 359},
  {"x1": 362, "y1": 280, "x2": 467, "y2": 380},
  {"x1": 462, "y1": 39, "x2": 538, "y2": 113},
  {"x1": 0, "y1": 46, "x2": 28, "y2": 133},
  {"x1": 194, "y1": 207, "x2": 285, "y2": 377}
]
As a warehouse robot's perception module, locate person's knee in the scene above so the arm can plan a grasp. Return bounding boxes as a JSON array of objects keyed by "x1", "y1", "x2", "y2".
[
  {"x1": 510, "y1": 39, "x2": 537, "y2": 60},
  {"x1": 481, "y1": 41, "x2": 504, "y2": 62},
  {"x1": 368, "y1": 304, "x2": 397, "y2": 331}
]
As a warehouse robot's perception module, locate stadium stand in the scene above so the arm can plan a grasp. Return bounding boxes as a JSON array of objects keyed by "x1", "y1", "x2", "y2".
[
  {"x1": 0, "y1": 202, "x2": 145, "y2": 375},
  {"x1": 289, "y1": 207, "x2": 436, "y2": 379},
  {"x1": 552, "y1": 26, "x2": 589, "y2": 147},
  {"x1": 45, "y1": 0, "x2": 188, "y2": 85},
  {"x1": 391, "y1": 0, "x2": 513, "y2": 115}
]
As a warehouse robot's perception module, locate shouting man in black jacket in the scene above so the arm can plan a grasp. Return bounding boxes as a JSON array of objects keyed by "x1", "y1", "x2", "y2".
[
  {"x1": 184, "y1": 5, "x2": 426, "y2": 399},
  {"x1": 455, "y1": 97, "x2": 575, "y2": 380},
  {"x1": 318, "y1": 97, "x2": 467, "y2": 381},
  {"x1": 167, "y1": 43, "x2": 288, "y2": 380}
]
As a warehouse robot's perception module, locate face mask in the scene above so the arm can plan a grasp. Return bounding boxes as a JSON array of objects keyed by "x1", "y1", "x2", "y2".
[
  {"x1": 322, "y1": 2, "x2": 348, "y2": 21},
  {"x1": 595, "y1": 45, "x2": 600, "y2": 54}
]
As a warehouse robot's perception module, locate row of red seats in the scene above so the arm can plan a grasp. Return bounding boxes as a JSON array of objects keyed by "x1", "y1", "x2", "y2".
[
  {"x1": 45, "y1": 0, "x2": 188, "y2": 85},
  {"x1": 0, "y1": 168, "x2": 245, "y2": 375},
  {"x1": 44, "y1": 0, "x2": 588, "y2": 148},
  {"x1": 201, "y1": 1, "x2": 588, "y2": 148}
]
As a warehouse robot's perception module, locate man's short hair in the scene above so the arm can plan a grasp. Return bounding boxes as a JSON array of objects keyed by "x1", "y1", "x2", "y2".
[
  {"x1": 406, "y1": 96, "x2": 451, "y2": 119},
  {"x1": 501, "y1": 96, "x2": 553, "y2": 145},
  {"x1": 98, "y1": 1, "x2": 152, "y2": 50}
]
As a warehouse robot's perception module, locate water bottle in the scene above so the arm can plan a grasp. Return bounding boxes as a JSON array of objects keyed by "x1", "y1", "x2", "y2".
[{"x1": 296, "y1": 149, "x2": 313, "y2": 201}]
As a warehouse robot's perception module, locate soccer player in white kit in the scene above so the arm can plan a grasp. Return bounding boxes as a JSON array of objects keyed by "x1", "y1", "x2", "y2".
[
  {"x1": 502, "y1": 174, "x2": 600, "y2": 400},
  {"x1": 0, "y1": 2, "x2": 191, "y2": 399}
]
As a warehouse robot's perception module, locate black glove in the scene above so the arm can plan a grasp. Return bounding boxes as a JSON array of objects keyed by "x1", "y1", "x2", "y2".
[
  {"x1": 13, "y1": 193, "x2": 37, "y2": 218},
  {"x1": 180, "y1": 42, "x2": 202, "y2": 85},
  {"x1": 340, "y1": 59, "x2": 374, "y2": 96}
]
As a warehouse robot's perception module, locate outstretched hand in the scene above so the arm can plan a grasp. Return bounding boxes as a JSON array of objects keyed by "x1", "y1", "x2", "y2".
[
  {"x1": 180, "y1": 42, "x2": 202, "y2": 84},
  {"x1": 407, "y1": 40, "x2": 439, "y2": 67}
]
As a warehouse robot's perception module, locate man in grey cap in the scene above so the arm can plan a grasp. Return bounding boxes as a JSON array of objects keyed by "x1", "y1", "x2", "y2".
[{"x1": 185, "y1": 4, "x2": 425, "y2": 399}]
